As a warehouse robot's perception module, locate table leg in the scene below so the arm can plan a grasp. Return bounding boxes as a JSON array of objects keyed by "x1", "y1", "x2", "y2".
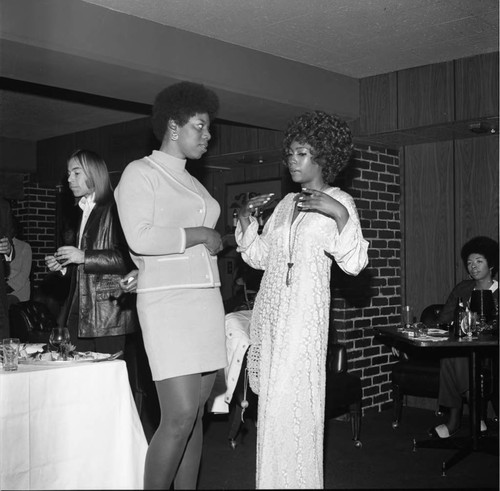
[
  {"x1": 469, "y1": 349, "x2": 480, "y2": 450},
  {"x1": 413, "y1": 347, "x2": 498, "y2": 475}
]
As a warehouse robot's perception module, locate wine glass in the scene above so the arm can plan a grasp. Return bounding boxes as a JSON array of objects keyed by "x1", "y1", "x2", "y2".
[{"x1": 49, "y1": 327, "x2": 71, "y2": 360}]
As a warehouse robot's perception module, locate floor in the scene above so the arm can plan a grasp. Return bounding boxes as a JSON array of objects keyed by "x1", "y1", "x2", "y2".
[{"x1": 196, "y1": 406, "x2": 499, "y2": 490}]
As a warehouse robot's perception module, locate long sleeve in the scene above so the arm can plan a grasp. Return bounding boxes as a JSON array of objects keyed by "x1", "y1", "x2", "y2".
[
  {"x1": 6, "y1": 239, "x2": 32, "y2": 300},
  {"x1": 115, "y1": 160, "x2": 187, "y2": 256},
  {"x1": 438, "y1": 280, "x2": 475, "y2": 324},
  {"x1": 325, "y1": 191, "x2": 368, "y2": 276},
  {"x1": 82, "y1": 204, "x2": 133, "y2": 275},
  {"x1": 235, "y1": 202, "x2": 283, "y2": 271}
]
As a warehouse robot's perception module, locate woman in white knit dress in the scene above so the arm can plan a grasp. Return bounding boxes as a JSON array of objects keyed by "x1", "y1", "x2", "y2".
[
  {"x1": 115, "y1": 82, "x2": 227, "y2": 489},
  {"x1": 236, "y1": 111, "x2": 369, "y2": 489}
]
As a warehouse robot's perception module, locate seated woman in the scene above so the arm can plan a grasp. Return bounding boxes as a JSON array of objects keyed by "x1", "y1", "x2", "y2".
[{"x1": 430, "y1": 236, "x2": 498, "y2": 439}]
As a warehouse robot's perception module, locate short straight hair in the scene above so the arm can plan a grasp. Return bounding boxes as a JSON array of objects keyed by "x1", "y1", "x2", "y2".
[{"x1": 68, "y1": 149, "x2": 113, "y2": 205}]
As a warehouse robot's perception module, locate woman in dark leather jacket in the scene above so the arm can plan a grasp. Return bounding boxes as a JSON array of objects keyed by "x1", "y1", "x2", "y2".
[{"x1": 45, "y1": 149, "x2": 137, "y2": 354}]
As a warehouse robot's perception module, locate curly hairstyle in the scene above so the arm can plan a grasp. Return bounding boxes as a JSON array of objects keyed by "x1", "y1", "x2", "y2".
[
  {"x1": 151, "y1": 81, "x2": 219, "y2": 142},
  {"x1": 461, "y1": 236, "x2": 499, "y2": 276},
  {"x1": 282, "y1": 110, "x2": 353, "y2": 183}
]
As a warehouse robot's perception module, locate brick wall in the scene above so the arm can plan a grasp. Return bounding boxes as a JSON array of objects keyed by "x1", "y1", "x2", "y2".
[
  {"x1": 12, "y1": 142, "x2": 402, "y2": 414},
  {"x1": 11, "y1": 176, "x2": 57, "y2": 284},
  {"x1": 331, "y1": 144, "x2": 401, "y2": 414}
]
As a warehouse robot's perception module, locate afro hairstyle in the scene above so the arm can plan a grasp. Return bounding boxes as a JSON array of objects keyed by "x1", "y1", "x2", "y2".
[
  {"x1": 151, "y1": 81, "x2": 219, "y2": 142},
  {"x1": 461, "y1": 236, "x2": 499, "y2": 276}
]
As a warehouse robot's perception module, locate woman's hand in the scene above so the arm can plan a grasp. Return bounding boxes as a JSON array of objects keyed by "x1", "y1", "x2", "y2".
[
  {"x1": 0, "y1": 236, "x2": 12, "y2": 256},
  {"x1": 119, "y1": 269, "x2": 138, "y2": 293},
  {"x1": 54, "y1": 246, "x2": 85, "y2": 267},
  {"x1": 239, "y1": 193, "x2": 275, "y2": 219},
  {"x1": 45, "y1": 255, "x2": 63, "y2": 272},
  {"x1": 203, "y1": 228, "x2": 223, "y2": 255},
  {"x1": 297, "y1": 188, "x2": 349, "y2": 231}
]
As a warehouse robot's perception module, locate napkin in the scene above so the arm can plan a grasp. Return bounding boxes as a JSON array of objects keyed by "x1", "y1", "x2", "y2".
[
  {"x1": 23, "y1": 343, "x2": 46, "y2": 354},
  {"x1": 414, "y1": 335, "x2": 446, "y2": 342}
]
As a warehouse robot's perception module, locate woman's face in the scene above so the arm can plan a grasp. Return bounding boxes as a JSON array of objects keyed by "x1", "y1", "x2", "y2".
[
  {"x1": 286, "y1": 141, "x2": 323, "y2": 187},
  {"x1": 67, "y1": 158, "x2": 92, "y2": 198},
  {"x1": 467, "y1": 253, "x2": 492, "y2": 283},
  {"x1": 175, "y1": 113, "x2": 211, "y2": 160}
]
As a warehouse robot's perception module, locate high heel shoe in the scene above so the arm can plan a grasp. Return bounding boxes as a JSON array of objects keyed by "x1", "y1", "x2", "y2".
[{"x1": 428, "y1": 424, "x2": 460, "y2": 439}]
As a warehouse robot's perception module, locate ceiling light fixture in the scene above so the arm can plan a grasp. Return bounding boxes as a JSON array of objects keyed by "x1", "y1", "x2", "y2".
[{"x1": 468, "y1": 122, "x2": 497, "y2": 134}]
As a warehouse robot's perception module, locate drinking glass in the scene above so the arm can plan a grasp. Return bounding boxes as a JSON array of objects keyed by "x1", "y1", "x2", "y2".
[
  {"x1": 461, "y1": 311, "x2": 478, "y2": 338},
  {"x1": 401, "y1": 305, "x2": 412, "y2": 330},
  {"x1": 2, "y1": 338, "x2": 20, "y2": 371},
  {"x1": 49, "y1": 327, "x2": 71, "y2": 360}
]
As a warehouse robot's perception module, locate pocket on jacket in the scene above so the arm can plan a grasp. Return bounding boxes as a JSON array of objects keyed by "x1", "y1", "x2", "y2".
[{"x1": 95, "y1": 274, "x2": 122, "y2": 301}]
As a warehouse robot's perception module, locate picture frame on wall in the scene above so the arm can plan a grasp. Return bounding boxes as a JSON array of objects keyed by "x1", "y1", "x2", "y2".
[{"x1": 225, "y1": 178, "x2": 283, "y2": 232}]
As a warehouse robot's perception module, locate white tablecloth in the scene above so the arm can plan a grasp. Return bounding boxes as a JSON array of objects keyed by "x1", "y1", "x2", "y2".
[{"x1": 0, "y1": 360, "x2": 148, "y2": 490}]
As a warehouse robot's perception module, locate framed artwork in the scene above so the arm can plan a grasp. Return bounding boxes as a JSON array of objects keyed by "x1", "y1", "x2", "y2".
[{"x1": 225, "y1": 179, "x2": 282, "y2": 232}]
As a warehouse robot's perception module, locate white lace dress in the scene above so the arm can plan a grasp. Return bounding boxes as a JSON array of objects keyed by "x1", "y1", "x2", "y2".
[{"x1": 236, "y1": 189, "x2": 368, "y2": 489}]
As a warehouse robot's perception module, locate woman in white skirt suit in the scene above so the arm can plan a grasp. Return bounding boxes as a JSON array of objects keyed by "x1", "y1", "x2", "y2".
[{"x1": 115, "y1": 81, "x2": 227, "y2": 489}]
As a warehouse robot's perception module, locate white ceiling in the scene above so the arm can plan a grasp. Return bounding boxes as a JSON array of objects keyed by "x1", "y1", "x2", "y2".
[
  {"x1": 1, "y1": 0, "x2": 498, "y2": 144},
  {"x1": 84, "y1": 0, "x2": 499, "y2": 78}
]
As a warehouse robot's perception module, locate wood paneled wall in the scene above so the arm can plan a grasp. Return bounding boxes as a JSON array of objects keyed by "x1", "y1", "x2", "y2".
[
  {"x1": 454, "y1": 137, "x2": 499, "y2": 280},
  {"x1": 403, "y1": 134, "x2": 499, "y2": 318},
  {"x1": 455, "y1": 53, "x2": 499, "y2": 121},
  {"x1": 359, "y1": 73, "x2": 397, "y2": 134},
  {"x1": 358, "y1": 52, "x2": 498, "y2": 147},
  {"x1": 398, "y1": 61, "x2": 455, "y2": 129},
  {"x1": 403, "y1": 141, "x2": 455, "y2": 319},
  {"x1": 36, "y1": 118, "x2": 155, "y2": 186}
]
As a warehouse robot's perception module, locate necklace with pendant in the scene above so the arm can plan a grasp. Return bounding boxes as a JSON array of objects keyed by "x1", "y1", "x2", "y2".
[
  {"x1": 286, "y1": 184, "x2": 329, "y2": 286},
  {"x1": 286, "y1": 213, "x2": 306, "y2": 286}
]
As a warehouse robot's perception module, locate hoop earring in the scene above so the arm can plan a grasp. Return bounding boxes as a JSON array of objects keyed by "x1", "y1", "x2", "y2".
[{"x1": 171, "y1": 132, "x2": 178, "y2": 141}]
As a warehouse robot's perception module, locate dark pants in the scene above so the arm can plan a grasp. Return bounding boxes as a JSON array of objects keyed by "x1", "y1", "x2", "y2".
[
  {"x1": 0, "y1": 263, "x2": 9, "y2": 339},
  {"x1": 438, "y1": 356, "x2": 468, "y2": 408}
]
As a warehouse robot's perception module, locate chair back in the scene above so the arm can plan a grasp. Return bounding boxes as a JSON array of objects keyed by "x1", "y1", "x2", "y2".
[
  {"x1": 326, "y1": 343, "x2": 348, "y2": 374},
  {"x1": 420, "y1": 303, "x2": 444, "y2": 326},
  {"x1": 9, "y1": 300, "x2": 57, "y2": 342}
]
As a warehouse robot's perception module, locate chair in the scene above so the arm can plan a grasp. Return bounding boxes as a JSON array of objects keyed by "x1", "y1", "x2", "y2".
[
  {"x1": 226, "y1": 341, "x2": 363, "y2": 449},
  {"x1": 390, "y1": 304, "x2": 443, "y2": 428},
  {"x1": 227, "y1": 355, "x2": 258, "y2": 449},
  {"x1": 9, "y1": 300, "x2": 57, "y2": 343},
  {"x1": 325, "y1": 342, "x2": 363, "y2": 448}
]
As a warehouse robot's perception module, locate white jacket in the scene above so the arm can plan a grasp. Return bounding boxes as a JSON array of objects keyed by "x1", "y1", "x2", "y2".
[{"x1": 115, "y1": 151, "x2": 221, "y2": 293}]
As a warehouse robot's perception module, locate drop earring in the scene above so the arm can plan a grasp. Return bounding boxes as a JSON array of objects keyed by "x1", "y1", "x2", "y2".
[{"x1": 171, "y1": 131, "x2": 178, "y2": 141}]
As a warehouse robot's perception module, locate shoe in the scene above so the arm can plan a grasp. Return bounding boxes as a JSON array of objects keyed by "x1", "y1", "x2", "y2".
[
  {"x1": 428, "y1": 423, "x2": 459, "y2": 439},
  {"x1": 480, "y1": 420, "x2": 487, "y2": 434}
]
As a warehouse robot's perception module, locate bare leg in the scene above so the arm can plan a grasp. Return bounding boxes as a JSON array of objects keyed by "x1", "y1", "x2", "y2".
[
  {"x1": 174, "y1": 371, "x2": 217, "y2": 489},
  {"x1": 144, "y1": 373, "x2": 205, "y2": 489}
]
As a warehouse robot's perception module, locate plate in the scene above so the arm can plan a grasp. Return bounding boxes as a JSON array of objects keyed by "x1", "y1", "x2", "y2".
[
  {"x1": 19, "y1": 352, "x2": 110, "y2": 365},
  {"x1": 426, "y1": 328, "x2": 449, "y2": 337}
]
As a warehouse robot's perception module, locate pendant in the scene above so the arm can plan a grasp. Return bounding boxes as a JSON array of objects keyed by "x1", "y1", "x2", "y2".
[{"x1": 286, "y1": 262, "x2": 293, "y2": 286}]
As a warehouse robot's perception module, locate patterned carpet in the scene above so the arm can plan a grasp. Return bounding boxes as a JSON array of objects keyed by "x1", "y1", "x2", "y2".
[{"x1": 197, "y1": 406, "x2": 499, "y2": 490}]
